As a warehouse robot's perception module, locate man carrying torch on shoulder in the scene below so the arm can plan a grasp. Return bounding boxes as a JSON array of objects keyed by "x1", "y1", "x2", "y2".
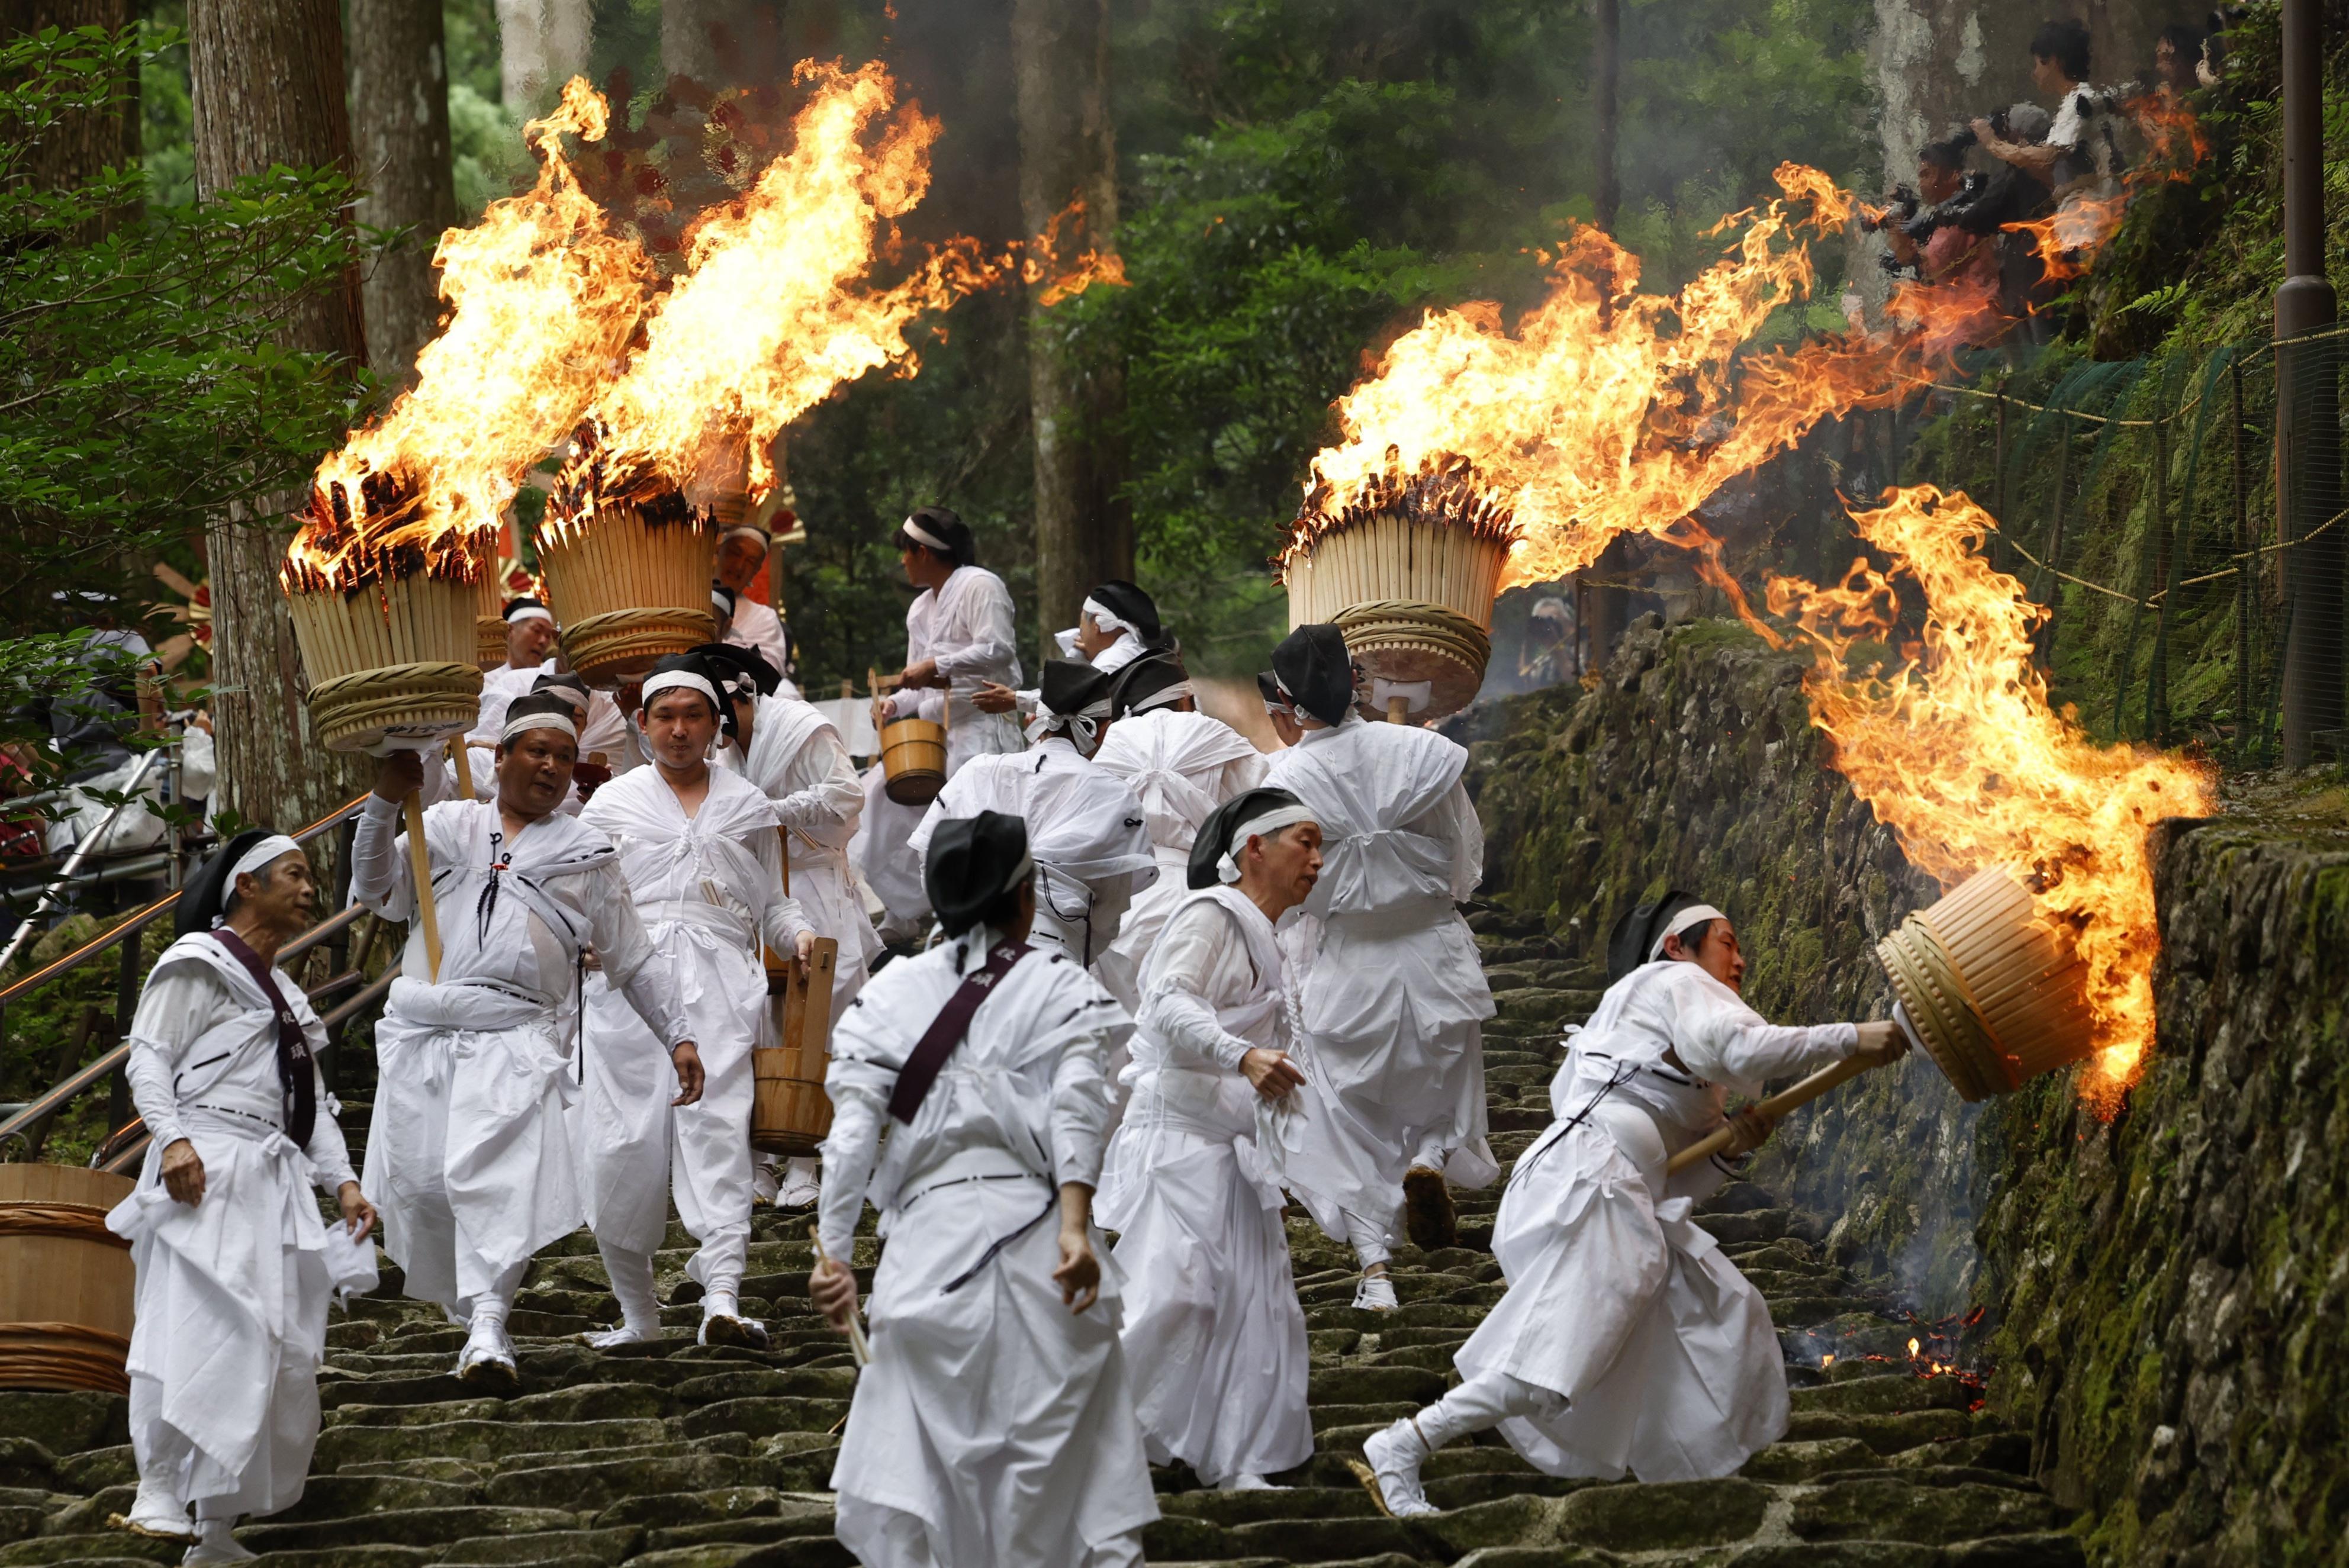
[
  {"x1": 355, "y1": 693, "x2": 705, "y2": 1391},
  {"x1": 1355, "y1": 894, "x2": 1908, "y2": 1517}
]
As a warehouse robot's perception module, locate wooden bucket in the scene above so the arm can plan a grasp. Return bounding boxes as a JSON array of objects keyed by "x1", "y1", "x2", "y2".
[
  {"x1": 0, "y1": 1164, "x2": 136, "y2": 1393},
  {"x1": 879, "y1": 716, "x2": 947, "y2": 806},
  {"x1": 753, "y1": 937, "x2": 839, "y2": 1157},
  {"x1": 1285, "y1": 511, "x2": 1510, "y2": 720},
  {"x1": 538, "y1": 501, "x2": 716, "y2": 688},
  {"x1": 1877, "y1": 867, "x2": 2097, "y2": 1102},
  {"x1": 285, "y1": 572, "x2": 484, "y2": 753}
]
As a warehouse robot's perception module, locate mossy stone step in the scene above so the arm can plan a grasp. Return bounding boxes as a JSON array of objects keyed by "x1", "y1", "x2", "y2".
[
  {"x1": 325, "y1": 1382, "x2": 677, "y2": 1429},
  {"x1": 0, "y1": 1536, "x2": 179, "y2": 1567},
  {"x1": 482, "y1": 1454, "x2": 793, "y2": 1513},
  {"x1": 1306, "y1": 1366, "x2": 1452, "y2": 1405},
  {"x1": 1787, "y1": 1476, "x2": 2066, "y2": 1543},
  {"x1": 1157, "y1": 1486, "x2": 1379, "y2": 1525},
  {"x1": 1738, "y1": 1437, "x2": 1883, "y2": 1481},
  {"x1": 262, "y1": 1472, "x2": 481, "y2": 1521},
  {"x1": 312, "y1": 1417, "x2": 671, "y2": 1473},
  {"x1": 639, "y1": 1500, "x2": 835, "y2": 1553},
  {"x1": 1782, "y1": 1409, "x2": 1976, "y2": 1454},
  {"x1": 1789, "y1": 1374, "x2": 1974, "y2": 1416},
  {"x1": 672, "y1": 1398, "x2": 851, "y2": 1441},
  {"x1": 0, "y1": 1395, "x2": 126, "y2": 1457},
  {"x1": 233, "y1": 1505, "x2": 578, "y2": 1554}
]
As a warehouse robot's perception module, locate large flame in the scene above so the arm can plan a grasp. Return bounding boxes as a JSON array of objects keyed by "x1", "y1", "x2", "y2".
[
  {"x1": 1291, "y1": 165, "x2": 1986, "y2": 587},
  {"x1": 2004, "y1": 95, "x2": 2208, "y2": 286},
  {"x1": 558, "y1": 60, "x2": 1001, "y2": 518},
  {"x1": 1765, "y1": 485, "x2": 2214, "y2": 1107},
  {"x1": 289, "y1": 79, "x2": 652, "y2": 588}
]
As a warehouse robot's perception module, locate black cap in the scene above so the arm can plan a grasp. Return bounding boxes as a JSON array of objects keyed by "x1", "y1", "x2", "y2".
[
  {"x1": 176, "y1": 827, "x2": 276, "y2": 936},
  {"x1": 641, "y1": 652, "x2": 730, "y2": 733},
  {"x1": 1188, "y1": 786, "x2": 1311, "y2": 890},
  {"x1": 1271, "y1": 623, "x2": 1356, "y2": 727},
  {"x1": 1087, "y1": 579, "x2": 1163, "y2": 646},
  {"x1": 1605, "y1": 888, "x2": 1707, "y2": 984},
  {"x1": 1039, "y1": 658, "x2": 1114, "y2": 719},
  {"x1": 500, "y1": 691, "x2": 584, "y2": 746},
  {"x1": 691, "y1": 640, "x2": 781, "y2": 698},
  {"x1": 897, "y1": 505, "x2": 977, "y2": 567},
  {"x1": 1109, "y1": 649, "x2": 1188, "y2": 719},
  {"x1": 502, "y1": 595, "x2": 552, "y2": 623},
  {"x1": 1256, "y1": 671, "x2": 1285, "y2": 710},
  {"x1": 530, "y1": 670, "x2": 591, "y2": 716},
  {"x1": 924, "y1": 810, "x2": 1033, "y2": 935}
]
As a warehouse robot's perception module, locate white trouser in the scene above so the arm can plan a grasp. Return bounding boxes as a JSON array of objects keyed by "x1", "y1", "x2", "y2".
[{"x1": 1411, "y1": 1368, "x2": 1569, "y2": 1449}]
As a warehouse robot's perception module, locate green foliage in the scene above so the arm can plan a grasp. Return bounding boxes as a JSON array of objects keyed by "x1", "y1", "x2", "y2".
[{"x1": 137, "y1": 3, "x2": 191, "y2": 207}]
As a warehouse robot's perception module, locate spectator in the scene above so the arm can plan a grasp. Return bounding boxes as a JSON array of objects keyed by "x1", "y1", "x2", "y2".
[
  {"x1": 2153, "y1": 22, "x2": 2205, "y2": 101},
  {"x1": 1970, "y1": 20, "x2": 2124, "y2": 200}
]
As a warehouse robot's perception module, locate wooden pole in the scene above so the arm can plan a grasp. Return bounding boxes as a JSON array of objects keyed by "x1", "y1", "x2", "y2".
[
  {"x1": 448, "y1": 736, "x2": 475, "y2": 800},
  {"x1": 1386, "y1": 694, "x2": 1409, "y2": 725},
  {"x1": 402, "y1": 788, "x2": 440, "y2": 981},
  {"x1": 1665, "y1": 1054, "x2": 1880, "y2": 1175},
  {"x1": 809, "y1": 1224, "x2": 871, "y2": 1367}
]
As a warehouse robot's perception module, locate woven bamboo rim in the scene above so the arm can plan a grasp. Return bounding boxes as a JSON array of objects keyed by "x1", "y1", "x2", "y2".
[
  {"x1": 475, "y1": 616, "x2": 508, "y2": 672},
  {"x1": 304, "y1": 661, "x2": 484, "y2": 753},
  {"x1": 559, "y1": 606, "x2": 717, "y2": 689},
  {"x1": 1332, "y1": 598, "x2": 1493, "y2": 719},
  {"x1": 1877, "y1": 916, "x2": 2006, "y2": 1102},
  {"x1": 880, "y1": 716, "x2": 947, "y2": 806},
  {"x1": 0, "y1": 1322, "x2": 130, "y2": 1393},
  {"x1": 0, "y1": 1204, "x2": 130, "y2": 1248},
  {"x1": 1915, "y1": 869, "x2": 2097, "y2": 1084}
]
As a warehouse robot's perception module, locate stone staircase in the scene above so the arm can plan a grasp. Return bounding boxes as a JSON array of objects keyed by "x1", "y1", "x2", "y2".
[{"x1": 0, "y1": 906, "x2": 2084, "y2": 1567}]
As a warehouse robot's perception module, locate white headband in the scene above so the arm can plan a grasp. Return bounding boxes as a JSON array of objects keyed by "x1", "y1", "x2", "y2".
[
  {"x1": 900, "y1": 515, "x2": 949, "y2": 553},
  {"x1": 1652, "y1": 902, "x2": 1728, "y2": 960},
  {"x1": 711, "y1": 587, "x2": 735, "y2": 611},
  {"x1": 1130, "y1": 679, "x2": 1193, "y2": 715},
  {"x1": 227, "y1": 833, "x2": 301, "y2": 890},
  {"x1": 641, "y1": 669, "x2": 721, "y2": 711},
  {"x1": 722, "y1": 524, "x2": 770, "y2": 550},
  {"x1": 505, "y1": 604, "x2": 554, "y2": 626},
  {"x1": 1217, "y1": 803, "x2": 1317, "y2": 883},
  {"x1": 1082, "y1": 597, "x2": 1137, "y2": 639},
  {"x1": 501, "y1": 709, "x2": 578, "y2": 744}
]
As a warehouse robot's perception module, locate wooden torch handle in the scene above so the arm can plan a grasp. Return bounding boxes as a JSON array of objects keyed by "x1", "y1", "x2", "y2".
[
  {"x1": 809, "y1": 1224, "x2": 871, "y2": 1367},
  {"x1": 448, "y1": 736, "x2": 475, "y2": 801},
  {"x1": 402, "y1": 788, "x2": 442, "y2": 983},
  {"x1": 1664, "y1": 1052, "x2": 1880, "y2": 1175},
  {"x1": 1386, "y1": 694, "x2": 1410, "y2": 724}
]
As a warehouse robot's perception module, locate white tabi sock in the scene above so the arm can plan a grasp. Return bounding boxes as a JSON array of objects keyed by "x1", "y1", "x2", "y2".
[
  {"x1": 701, "y1": 1289, "x2": 741, "y2": 1322},
  {"x1": 182, "y1": 1518, "x2": 255, "y2": 1564},
  {"x1": 601, "y1": 1244, "x2": 662, "y2": 1336},
  {"x1": 1413, "y1": 1369, "x2": 1566, "y2": 1450}
]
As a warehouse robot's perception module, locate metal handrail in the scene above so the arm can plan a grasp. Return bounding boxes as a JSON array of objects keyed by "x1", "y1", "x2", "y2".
[
  {"x1": 0, "y1": 793, "x2": 369, "y2": 1012},
  {"x1": 0, "y1": 750, "x2": 165, "y2": 974}
]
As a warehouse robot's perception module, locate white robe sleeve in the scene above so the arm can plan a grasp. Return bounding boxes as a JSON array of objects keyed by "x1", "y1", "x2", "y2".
[
  {"x1": 1672, "y1": 984, "x2": 1858, "y2": 1097},
  {"x1": 300, "y1": 1056, "x2": 359, "y2": 1193},
  {"x1": 1137, "y1": 902, "x2": 1255, "y2": 1073},
  {"x1": 587, "y1": 863, "x2": 690, "y2": 1048},
  {"x1": 1423, "y1": 778, "x2": 1484, "y2": 901},
  {"x1": 817, "y1": 1055, "x2": 892, "y2": 1261},
  {"x1": 1048, "y1": 996, "x2": 1119, "y2": 1191},
  {"x1": 775, "y1": 727, "x2": 863, "y2": 842},
  {"x1": 122, "y1": 962, "x2": 224, "y2": 1151},
  {"x1": 347, "y1": 793, "x2": 410, "y2": 919},
  {"x1": 933, "y1": 572, "x2": 1017, "y2": 682},
  {"x1": 749, "y1": 826, "x2": 814, "y2": 952}
]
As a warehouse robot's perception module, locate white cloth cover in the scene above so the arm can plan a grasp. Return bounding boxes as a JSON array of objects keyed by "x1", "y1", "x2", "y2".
[
  {"x1": 721, "y1": 691, "x2": 877, "y2": 1009},
  {"x1": 1261, "y1": 714, "x2": 1497, "y2": 1242},
  {"x1": 1455, "y1": 959, "x2": 1859, "y2": 1482},
  {"x1": 908, "y1": 737, "x2": 1157, "y2": 969},
  {"x1": 111, "y1": 934, "x2": 358, "y2": 1520},
  {"x1": 350, "y1": 796, "x2": 686, "y2": 1313},
  {"x1": 1090, "y1": 709, "x2": 1267, "y2": 1012},
  {"x1": 466, "y1": 659, "x2": 550, "y2": 749},
  {"x1": 1098, "y1": 887, "x2": 1312, "y2": 1485},
  {"x1": 819, "y1": 930, "x2": 1154, "y2": 1565},
  {"x1": 575, "y1": 766, "x2": 810, "y2": 1298}
]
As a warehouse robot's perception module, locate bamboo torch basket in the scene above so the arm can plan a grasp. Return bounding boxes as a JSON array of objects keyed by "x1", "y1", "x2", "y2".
[
  {"x1": 754, "y1": 936, "x2": 839, "y2": 1157},
  {"x1": 538, "y1": 494, "x2": 717, "y2": 689},
  {"x1": 1282, "y1": 461, "x2": 1515, "y2": 720},
  {"x1": 1875, "y1": 867, "x2": 2097, "y2": 1102},
  {"x1": 0, "y1": 1164, "x2": 135, "y2": 1393}
]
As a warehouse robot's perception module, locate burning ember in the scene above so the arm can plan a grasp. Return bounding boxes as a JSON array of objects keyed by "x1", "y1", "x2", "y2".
[
  {"x1": 1764, "y1": 485, "x2": 2214, "y2": 1107},
  {"x1": 2004, "y1": 95, "x2": 2208, "y2": 285},
  {"x1": 1792, "y1": 1306, "x2": 1988, "y2": 1409},
  {"x1": 290, "y1": 78, "x2": 651, "y2": 591},
  {"x1": 555, "y1": 60, "x2": 1001, "y2": 523},
  {"x1": 1025, "y1": 198, "x2": 1128, "y2": 308}
]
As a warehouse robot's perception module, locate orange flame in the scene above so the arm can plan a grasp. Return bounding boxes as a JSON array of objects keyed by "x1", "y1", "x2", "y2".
[
  {"x1": 2004, "y1": 95, "x2": 2207, "y2": 287},
  {"x1": 289, "y1": 79, "x2": 652, "y2": 589},
  {"x1": 1765, "y1": 485, "x2": 2214, "y2": 1107},
  {"x1": 1289, "y1": 164, "x2": 1954, "y2": 587},
  {"x1": 1025, "y1": 198, "x2": 1129, "y2": 307},
  {"x1": 555, "y1": 60, "x2": 1002, "y2": 520}
]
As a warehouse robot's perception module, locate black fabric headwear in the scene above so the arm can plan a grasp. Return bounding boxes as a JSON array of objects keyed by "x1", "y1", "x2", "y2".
[
  {"x1": 176, "y1": 828, "x2": 272, "y2": 936},
  {"x1": 500, "y1": 691, "x2": 582, "y2": 744},
  {"x1": 1038, "y1": 658, "x2": 1114, "y2": 720},
  {"x1": 1188, "y1": 786, "x2": 1310, "y2": 890},
  {"x1": 502, "y1": 595, "x2": 551, "y2": 622},
  {"x1": 710, "y1": 581, "x2": 738, "y2": 616},
  {"x1": 899, "y1": 505, "x2": 977, "y2": 567},
  {"x1": 1605, "y1": 888, "x2": 1706, "y2": 984},
  {"x1": 531, "y1": 671, "x2": 591, "y2": 715},
  {"x1": 1108, "y1": 650, "x2": 1188, "y2": 720},
  {"x1": 691, "y1": 640, "x2": 781, "y2": 697},
  {"x1": 924, "y1": 810, "x2": 1034, "y2": 936},
  {"x1": 1087, "y1": 579, "x2": 1163, "y2": 646},
  {"x1": 1272, "y1": 623, "x2": 1357, "y2": 727},
  {"x1": 641, "y1": 651, "x2": 734, "y2": 741},
  {"x1": 1256, "y1": 671, "x2": 1285, "y2": 709}
]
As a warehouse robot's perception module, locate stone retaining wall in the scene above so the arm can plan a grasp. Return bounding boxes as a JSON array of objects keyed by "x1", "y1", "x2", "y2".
[{"x1": 1461, "y1": 615, "x2": 2349, "y2": 1564}]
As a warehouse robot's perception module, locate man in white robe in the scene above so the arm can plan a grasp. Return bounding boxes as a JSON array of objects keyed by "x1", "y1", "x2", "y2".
[
  {"x1": 108, "y1": 832, "x2": 375, "y2": 1562},
  {"x1": 811, "y1": 810, "x2": 1157, "y2": 1566},
  {"x1": 354, "y1": 696, "x2": 705, "y2": 1387},
  {"x1": 855, "y1": 506, "x2": 1024, "y2": 939},
  {"x1": 909, "y1": 661, "x2": 1156, "y2": 971},
  {"x1": 715, "y1": 519, "x2": 791, "y2": 680},
  {"x1": 702, "y1": 641, "x2": 878, "y2": 1208},
  {"x1": 1098, "y1": 788, "x2": 1320, "y2": 1492},
  {"x1": 1260, "y1": 623, "x2": 1497, "y2": 1306},
  {"x1": 467, "y1": 596, "x2": 560, "y2": 749},
  {"x1": 577, "y1": 654, "x2": 816, "y2": 1350},
  {"x1": 1091, "y1": 651, "x2": 1266, "y2": 1013},
  {"x1": 979, "y1": 578, "x2": 1166, "y2": 720},
  {"x1": 1357, "y1": 898, "x2": 1905, "y2": 1516}
]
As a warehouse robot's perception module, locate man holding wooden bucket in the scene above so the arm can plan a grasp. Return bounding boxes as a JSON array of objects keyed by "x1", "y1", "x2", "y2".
[
  {"x1": 1354, "y1": 895, "x2": 1907, "y2": 1517},
  {"x1": 354, "y1": 694, "x2": 705, "y2": 1391},
  {"x1": 578, "y1": 653, "x2": 817, "y2": 1351},
  {"x1": 107, "y1": 832, "x2": 377, "y2": 1559}
]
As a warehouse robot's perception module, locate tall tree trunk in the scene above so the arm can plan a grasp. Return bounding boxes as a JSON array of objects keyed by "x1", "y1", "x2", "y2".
[
  {"x1": 1590, "y1": 0, "x2": 1618, "y2": 232},
  {"x1": 1011, "y1": 0, "x2": 1128, "y2": 657},
  {"x1": 542, "y1": 0, "x2": 590, "y2": 98},
  {"x1": 1, "y1": 0, "x2": 137, "y2": 227},
  {"x1": 188, "y1": 0, "x2": 366, "y2": 830},
  {"x1": 661, "y1": 0, "x2": 721, "y2": 87},
  {"x1": 349, "y1": 0, "x2": 457, "y2": 384},
  {"x1": 493, "y1": 0, "x2": 548, "y2": 111}
]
